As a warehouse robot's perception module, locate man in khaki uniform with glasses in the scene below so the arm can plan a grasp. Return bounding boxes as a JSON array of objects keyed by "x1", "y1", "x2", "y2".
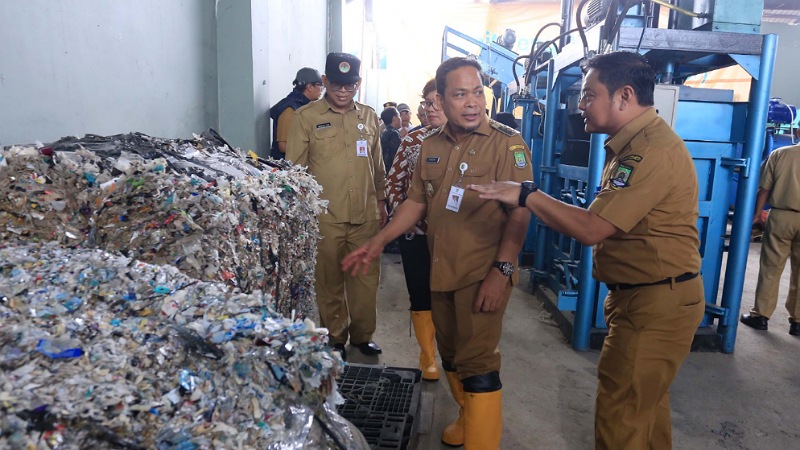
[
  {"x1": 286, "y1": 52, "x2": 387, "y2": 360},
  {"x1": 469, "y1": 51, "x2": 705, "y2": 450}
]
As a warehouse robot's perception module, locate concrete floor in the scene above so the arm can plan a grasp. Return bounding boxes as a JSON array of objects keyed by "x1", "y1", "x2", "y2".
[{"x1": 342, "y1": 241, "x2": 800, "y2": 450}]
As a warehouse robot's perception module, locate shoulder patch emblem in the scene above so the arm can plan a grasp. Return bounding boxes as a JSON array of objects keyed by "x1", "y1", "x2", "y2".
[
  {"x1": 619, "y1": 154, "x2": 643, "y2": 163},
  {"x1": 610, "y1": 164, "x2": 633, "y2": 189},
  {"x1": 490, "y1": 119, "x2": 519, "y2": 136},
  {"x1": 513, "y1": 151, "x2": 528, "y2": 169},
  {"x1": 420, "y1": 126, "x2": 442, "y2": 141}
]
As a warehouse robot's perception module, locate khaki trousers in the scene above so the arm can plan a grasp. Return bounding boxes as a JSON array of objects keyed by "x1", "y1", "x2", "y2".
[
  {"x1": 752, "y1": 208, "x2": 800, "y2": 321},
  {"x1": 431, "y1": 281, "x2": 512, "y2": 379},
  {"x1": 316, "y1": 221, "x2": 381, "y2": 345},
  {"x1": 596, "y1": 276, "x2": 704, "y2": 450}
]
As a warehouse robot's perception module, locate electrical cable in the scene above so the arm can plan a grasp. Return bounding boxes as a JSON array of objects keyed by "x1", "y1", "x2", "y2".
[
  {"x1": 575, "y1": 0, "x2": 591, "y2": 58},
  {"x1": 603, "y1": 0, "x2": 638, "y2": 54},
  {"x1": 524, "y1": 28, "x2": 580, "y2": 85},
  {"x1": 512, "y1": 54, "x2": 529, "y2": 96}
]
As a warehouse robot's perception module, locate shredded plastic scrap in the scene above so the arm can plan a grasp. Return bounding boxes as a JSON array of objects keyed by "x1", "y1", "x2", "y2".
[
  {"x1": 0, "y1": 131, "x2": 324, "y2": 320},
  {"x1": 0, "y1": 242, "x2": 367, "y2": 450}
]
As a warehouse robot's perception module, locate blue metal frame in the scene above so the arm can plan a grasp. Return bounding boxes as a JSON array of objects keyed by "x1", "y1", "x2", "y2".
[{"x1": 514, "y1": 8, "x2": 777, "y2": 353}]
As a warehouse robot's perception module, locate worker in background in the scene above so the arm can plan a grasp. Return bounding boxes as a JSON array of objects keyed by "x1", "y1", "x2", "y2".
[
  {"x1": 411, "y1": 102, "x2": 429, "y2": 132},
  {"x1": 343, "y1": 57, "x2": 531, "y2": 449},
  {"x1": 380, "y1": 106, "x2": 403, "y2": 254},
  {"x1": 384, "y1": 78, "x2": 447, "y2": 383},
  {"x1": 397, "y1": 103, "x2": 414, "y2": 135},
  {"x1": 286, "y1": 53, "x2": 387, "y2": 361},
  {"x1": 740, "y1": 136, "x2": 800, "y2": 337},
  {"x1": 380, "y1": 106, "x2": 403, "y2": 175},
  {"x1": 468, "y1": 51, "x2": 705, "y2": 450},
  {"x1": 269, "y1": 67, "x2": 324, "y2": 160}
]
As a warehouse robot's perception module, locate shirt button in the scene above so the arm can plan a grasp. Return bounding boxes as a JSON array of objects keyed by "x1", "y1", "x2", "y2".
[
  {"x1": 454, "y1": 146, "x2": 460, "y2": 151},
  {"x1": 470, "y1": 169, "x2": 475, "y2": 174},
  {"x1": 447, "y1": 167, "x2": 453, "y2": 172},
  {"x1": 433, "y1": 258, "x2": 439, "y2": 263}
]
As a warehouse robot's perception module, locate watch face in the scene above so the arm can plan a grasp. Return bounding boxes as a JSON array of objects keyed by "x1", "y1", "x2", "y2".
[{"x1": 497, "y1": 262, "x2": 514, "y2": 276}]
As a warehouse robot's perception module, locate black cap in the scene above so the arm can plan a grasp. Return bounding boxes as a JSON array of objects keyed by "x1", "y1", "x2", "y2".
[
  {"x1": 325, "y1": 52, "x2": 361, "y2": 84},
  {"x1": 495, "y1": 112, "x2": 519, "y2": 130},
  {"x1": 293, "y1": 67, "x2": 322, "y2": 86}
]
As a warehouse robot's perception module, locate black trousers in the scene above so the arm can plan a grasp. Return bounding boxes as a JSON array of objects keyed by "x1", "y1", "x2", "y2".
[{"x1": 399, "y1": 233, "x2": 432, "y2": 311}]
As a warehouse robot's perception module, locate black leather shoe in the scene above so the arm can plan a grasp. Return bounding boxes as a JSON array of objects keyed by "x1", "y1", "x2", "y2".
[
  {"x1": 790, "y1": 321, "x2": 800, "y2": 336},
  {"x1": 352, "y1": 341, "x2": 382, "y2": 355},
  {"x1": 740, "y1": 313, "x2": 768, "y2": 331},
  {"x1": 332, "y1": 343, "x2": 347, "y2": 361}
]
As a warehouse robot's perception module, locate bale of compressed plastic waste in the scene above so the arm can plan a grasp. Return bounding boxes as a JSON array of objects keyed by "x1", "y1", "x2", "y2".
[
  {"x1": 0, "y1": 242, "x2": 366, "y2": 449},
  {"x1": 0, "y1": 131, "x2": 324, "y2": 320}
]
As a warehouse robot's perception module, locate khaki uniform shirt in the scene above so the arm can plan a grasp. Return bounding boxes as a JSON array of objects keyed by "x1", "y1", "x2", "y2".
[
  {"x1": 759, "y1": 143, "x2": 800, "y2": 211},
  {"x1": 589, "y1": 108, "x2": 701, "y2": 284},
  {"x1": 286, "y1": 96, "x2": 386, "y2": 224},
  {"x1": 407, "y1": 118, "x2": 532, "y2": 291},
  {"x1": 275, "y1": 108, "x2": 295, "y2": 146}
]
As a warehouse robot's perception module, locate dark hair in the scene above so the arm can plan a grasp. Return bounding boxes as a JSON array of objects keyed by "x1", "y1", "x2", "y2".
[
  {"x1": 380, "y1": 107, "x2": 400, "y2": 125},
  {"x1": 421, "y1": 78, "x2": 436, "y2": 98},
  {"x1": 293, "y1": 85, "x2": 306, "y2": 94},
  {"x1": 435, "y1": 57, "x2": 482, "y2": 96},
  {"x1": 581, "y1": 51, "x2": 655, "y2": 106}
]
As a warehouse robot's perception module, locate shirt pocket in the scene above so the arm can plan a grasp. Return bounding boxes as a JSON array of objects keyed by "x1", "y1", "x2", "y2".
[
  {"x1": 420, "y1": 162, "x2": 446, "y2": 197},
  {"x1": 310, "y1": 127, "x2": 340, "y2": 162},
  {"x1": 461, "y1": 163, "x2": 491, "y2": 203}
]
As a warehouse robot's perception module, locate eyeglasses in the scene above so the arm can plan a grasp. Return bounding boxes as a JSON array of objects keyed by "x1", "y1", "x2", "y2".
[
  {"x1": 420, "y1": 99, "x2": 440, "y2": 111},
  {"x1": 329, "y1": 82, "x2": 359, "y2": 92}
]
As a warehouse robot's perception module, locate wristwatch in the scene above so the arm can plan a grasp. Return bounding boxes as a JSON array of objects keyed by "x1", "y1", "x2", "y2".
[
  {"x1": 493, "y1": 261, "x2": 515, "y2": 277},
  {"x1": 518, "y1": 181, "x2": 538, "y2": 207}
]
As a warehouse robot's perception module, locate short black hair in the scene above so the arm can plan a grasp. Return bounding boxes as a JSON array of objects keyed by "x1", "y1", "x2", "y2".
[
  {"x1": 581, "y1": 51, "x2": 655, "y2": 106},
  {"x1": 380, "y1": 107, "x2": 400, "y2": 125},
  {"x1": 436, "y1": 57, "x2": 483, "y2": 96}
]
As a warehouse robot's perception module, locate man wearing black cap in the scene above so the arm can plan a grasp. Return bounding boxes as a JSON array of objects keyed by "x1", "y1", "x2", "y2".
[
  {"x1": 286, "y1": 53, "x2": 387, "y2": 360},
  {"x1": 269, "y1": 67, "x2": 324, "y2": 160}
]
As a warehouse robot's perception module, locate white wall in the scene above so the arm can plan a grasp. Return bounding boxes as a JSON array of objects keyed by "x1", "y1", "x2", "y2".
[
  {"x1": 265, "y1": 0, "x2": 328, "y2": 109},
  {"x1": 763, "y1": 22, "x2": 800, "y2": 107},
  {"x1": 0, "y1": 0, "x2": 218, "y2": 146}
]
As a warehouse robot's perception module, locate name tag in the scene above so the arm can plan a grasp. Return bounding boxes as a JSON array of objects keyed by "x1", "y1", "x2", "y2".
[
  {"x1": 356, "y1": 140, "x2": 368, "y2": 157},
  {"x1": 426, "y1": 157, "x2": 440, "y2": 164},
  {"x1": 316, "y1": 122, "x2": 332, "y2": 129},
  {"x1": 445, "y1": 186, "x2": 464, "y2": 212}
]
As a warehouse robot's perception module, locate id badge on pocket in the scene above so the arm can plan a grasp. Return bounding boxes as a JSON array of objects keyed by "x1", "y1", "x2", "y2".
[
  {"x1": 356, "y1": 140, "x2": 368, "y2": 157},
  {"x1": 445, "y1": 186, "x2": 464, "y2": 212}
]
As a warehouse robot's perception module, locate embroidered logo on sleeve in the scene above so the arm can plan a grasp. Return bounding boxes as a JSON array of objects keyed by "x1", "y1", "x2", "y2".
[
  {"x1": 509, "y1": 144, "x2": 528, "y2": 169},
  {"x1": 610, "y1": 164, "x2": 633, "y2": 189}
]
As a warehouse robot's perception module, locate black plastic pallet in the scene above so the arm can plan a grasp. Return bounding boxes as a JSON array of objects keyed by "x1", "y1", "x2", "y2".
[{"x1": 336, "y1": 364, "x2": 421, "y2": 450}]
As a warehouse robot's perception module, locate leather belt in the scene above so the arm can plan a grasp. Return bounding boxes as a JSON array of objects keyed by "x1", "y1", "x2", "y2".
[{"x1": 606, "y1": 272, "x2": 699, "y2": 291}]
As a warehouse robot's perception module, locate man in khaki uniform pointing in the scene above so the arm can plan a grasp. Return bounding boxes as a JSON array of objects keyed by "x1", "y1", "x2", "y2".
[
  {"x1": 468, "y1": 51, "x2": 705, "y2": 450},
  {"x1": 286, "y1": 53, "x2": 387, "y2": 360}
]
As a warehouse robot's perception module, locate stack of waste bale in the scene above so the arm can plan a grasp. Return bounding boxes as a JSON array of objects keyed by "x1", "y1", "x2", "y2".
[{"x1": 0, "y1": 132, "x2": 367, "y2": 449}]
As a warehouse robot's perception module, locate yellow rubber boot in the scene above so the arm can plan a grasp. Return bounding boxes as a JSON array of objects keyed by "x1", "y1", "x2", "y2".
[
  {"x1": 410, "y1": 311, "x2": 440, "y2": 381},
  {"x1": 463, "y1": 390, "x2": 502, "y2": 450},
  {"x1": 442, "y1": 371, "x2": 465, "y2": 446}
]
